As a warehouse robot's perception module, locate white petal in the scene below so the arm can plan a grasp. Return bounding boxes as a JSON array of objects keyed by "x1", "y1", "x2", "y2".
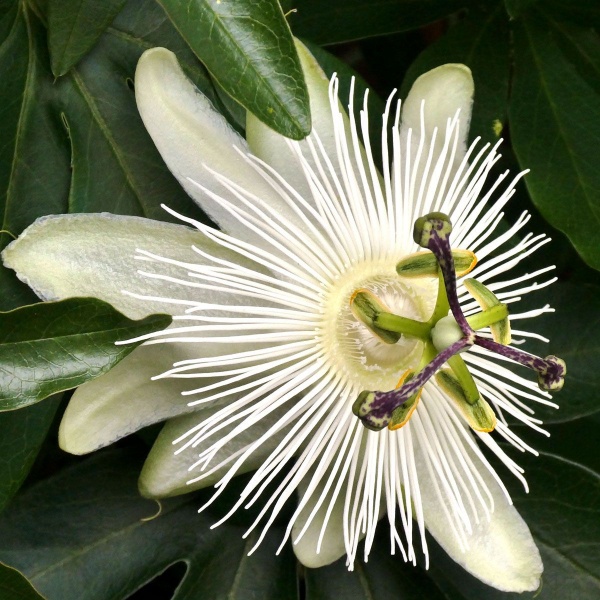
[
  {"x1": 246, "y1": 39, "x2": 334, "y2": 198},
  {"x1": 402, "y1": 64, "x2": 474, "y2": 153},
  {"x1": 291, "y1": 471, "x2": 347, "y2": 568},
  {"x1": 139, "y1": 404, "x2": 288, "y2": 498},
  {"x1": 1, "y1": 213, "x2": 249, "y2": 319},
  {"x1": 58, "y1": 343, "x2": 199, "y2": 454},
  {"x1": 135, "y1": 48, "x2": 294, "y2": 241},
  {"x1": 415, "y1": 442, "x2": 543, "y2": 593}
]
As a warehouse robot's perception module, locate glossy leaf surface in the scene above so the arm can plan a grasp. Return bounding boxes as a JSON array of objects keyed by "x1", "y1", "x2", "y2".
[
  {"x1": 158, "y1": 0, "x2": 310, "y2": 139},
  {"x1": 510, "y1": 11, "x2": 600, "y2": 270},
  {"x1": 0, "y1": 298, "x2": 170, "y2": 409}
]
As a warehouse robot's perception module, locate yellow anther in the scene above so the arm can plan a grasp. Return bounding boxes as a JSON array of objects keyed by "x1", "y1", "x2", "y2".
[
  {"x1": 435, "y1": 369, "x2": 496, "y2": 432},
  {"x1": 464, "y1": 278, "x2": 511, "y2": 345},
  {"x1": 388, "y1": 369, "x2": 422, "y2": 430}
]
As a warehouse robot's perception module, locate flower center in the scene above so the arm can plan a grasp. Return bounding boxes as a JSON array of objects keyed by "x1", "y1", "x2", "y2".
[{"x1": 321, "y1": 261, "x2": 437, "y2": 392}]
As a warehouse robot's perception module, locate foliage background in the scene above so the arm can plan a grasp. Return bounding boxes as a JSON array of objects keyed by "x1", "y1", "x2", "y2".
[{"x1": 0, "y1": 0, "x2": 599, "y2": 598}]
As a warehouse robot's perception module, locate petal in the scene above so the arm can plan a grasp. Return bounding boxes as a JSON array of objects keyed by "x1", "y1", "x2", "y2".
[
  {"x1": 291, "y1": 453, "x2": 387, "y2": 569},
  {"x1": 402, "y1": 64, "x2": 474, "y2": 154},
  {"x1": 59, "y1": 328, "x2": 263, "y2": 455},
  {"x1": 139, "y1": 404, "x2": 288, "y2": 498},
  {"x1": 58, "y1": 343, "x2": 199, "y2": 454},
  {"x1": 1, "y1": 213, "x2": 251, "y2": 319},
  {"x1": 415, "y1": 439, "x2": 543, "y2": 593},
  {"x1": 135, "y1": 48, "x2": 296, "y2": 242},
  {"x1": 246, "y1": 39, "x2": 334, "y2": 198},
  {"x1": 291, "y1": 471, "x2": 347, "y2": 568}
]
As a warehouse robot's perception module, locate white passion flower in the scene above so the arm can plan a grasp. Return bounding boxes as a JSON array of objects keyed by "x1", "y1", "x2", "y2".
[{"x1": 2, "y1": 42, "x2": 566, "y2": 593}]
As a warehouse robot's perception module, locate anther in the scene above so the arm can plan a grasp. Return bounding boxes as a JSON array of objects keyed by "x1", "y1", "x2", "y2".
[{"x1": 350, "y1": 289, "x2": 400, "y2": 344}]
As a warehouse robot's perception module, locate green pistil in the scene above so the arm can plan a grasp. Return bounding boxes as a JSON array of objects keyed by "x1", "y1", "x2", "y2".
[
  {"x1": 466, "y1": 303, "x2": 509, "y2": 331},
  {"x1": 374, "y1": 312, "x2": 431, "y2": 340}
]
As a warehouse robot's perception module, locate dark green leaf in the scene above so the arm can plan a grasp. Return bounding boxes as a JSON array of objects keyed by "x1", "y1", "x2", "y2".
[
  {"x1": 0, "y1": 449, "x2": 298, "y2": 600},
  {"x1": 0, "y1": 562, "x2": 45, "y2": 600},
  {"x1": 538, "y1": 0, "x2": 600, "y2": 30},
  {"x1": 427, "y1": 453, "x2": 600, "y2": 599},
  {"x1": 0, "y1": 4, "x2": 81, "y2": 311},
  {"x1": 0, "y1": 0, "x2": 17, "y2": 40},
  {"x1": 510, "y1": 281, "x2": 600, "y2": 423},
  {"x1": 0, "y1": 0, "x2": 218, "y2": 311},
  {"x1": 289, "y1": 0, "x2": 466, "y2": 45},
  {"x1": 547, "y1": 282, "x2": 600, "y2": 421},
  {"x1": 509, "y1": 13, "x2": 600, "y2": 270},
  {"x1": 0, "y1": 298, "x2": 171, "y2": 410},
  {"x1": 157, "y1": 0, "x2": 310, "y2": 140},
  {"x1": 0, "y1": 395, "x2": 61, "y2": 512},
  {"x1": 306, "y1": 541, "x2": 447, "y2": 600},
  {"x1": 402, "y1": 2, "x2": 510, "y2": 145},
  {"x1": 0, "y1": 4, "x2": 71, "y2": 310},
  {"x1": 518, "y1": 454, "x2": 600, "y2": 599},
  {"x1": 48, "y1": 0, "x2": 126, "y2": 76},
  {"x1": 59, "y1": 0, "x2": 220, "y2": 218},
  {"x1": 26, "y1": 0, "x2": 47, "y2": 24},
  {"x1": 0, "y1": 263, "x2": 39, "y2": 313},
  {"x1": 503, "y1": 0, "x2": 538, "y2": 18},
  {"x1": 530, "y1": 417, "x2": 600, "y2": 475}
]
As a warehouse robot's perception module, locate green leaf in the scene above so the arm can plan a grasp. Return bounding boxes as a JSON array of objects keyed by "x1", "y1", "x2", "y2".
[
  {"x1": 0, "y1": 562, "x2": 45, "y2": 600},
  {"x1": 157, "y1": 0, "x2": 310, "y2": 140},
  {"x1": 289, "y1": 0, "x2": 466, "y2": 45},
  {"x1": 58, "y1": 1, "x2": 220, "y2": 218},
  {"x1": 0, "y1": 4, "x2": 71, "y2": 310},
  {"x1": 0, "y1": 298, "x2": 171, "y2": 410},
  {"x1": 305, "y1": 541, "x2": 447, "y2": 599},
  {"x1": 427, "y1": 453, "x2": 600, "y2": 599},
  {"x1": 0, "y1": 449, "x2": 298, "y2": 600},
  {"x1": 518, "y1": 454, "x2": 600, "y2": 599},
  {"x1": 536, "y1": 1, "x2": 600, "y2": 29},
  {"x1": 402, "y1": 2, "x2": 510, "y2": 145},
  {"x1": 0, "y1": 0, "x2": 218, "y2": 311},
  {"x1": 0, "y1": 395, "x2": 61, "y2": 512},
  {"x1": 529, "y1": 417, "x2": 600, "y2": 476},
  {"x1": 48, "y1": 0, "x2": 126, "y2": 76},
  {"x1": 510, "y1": 281, "x2": 600, "y2": 423},
  {"x1": 504, "y1": 0, "x2": 538, "y2": 18},
  {"x1": 509, "y1": 12, "x2": 600, "y2": 271}
]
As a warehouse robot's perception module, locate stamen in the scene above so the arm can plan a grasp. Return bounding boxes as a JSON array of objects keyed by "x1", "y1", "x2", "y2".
[
  {"x1": 350, "y1": 289, "x2": 401, "y2": 344},
  {"x1": 396, "y1": 249, "x2": 476, "y2": 279},
  {"x1": 464, "y1": 278, "x2": 511, "y2": 345}
]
